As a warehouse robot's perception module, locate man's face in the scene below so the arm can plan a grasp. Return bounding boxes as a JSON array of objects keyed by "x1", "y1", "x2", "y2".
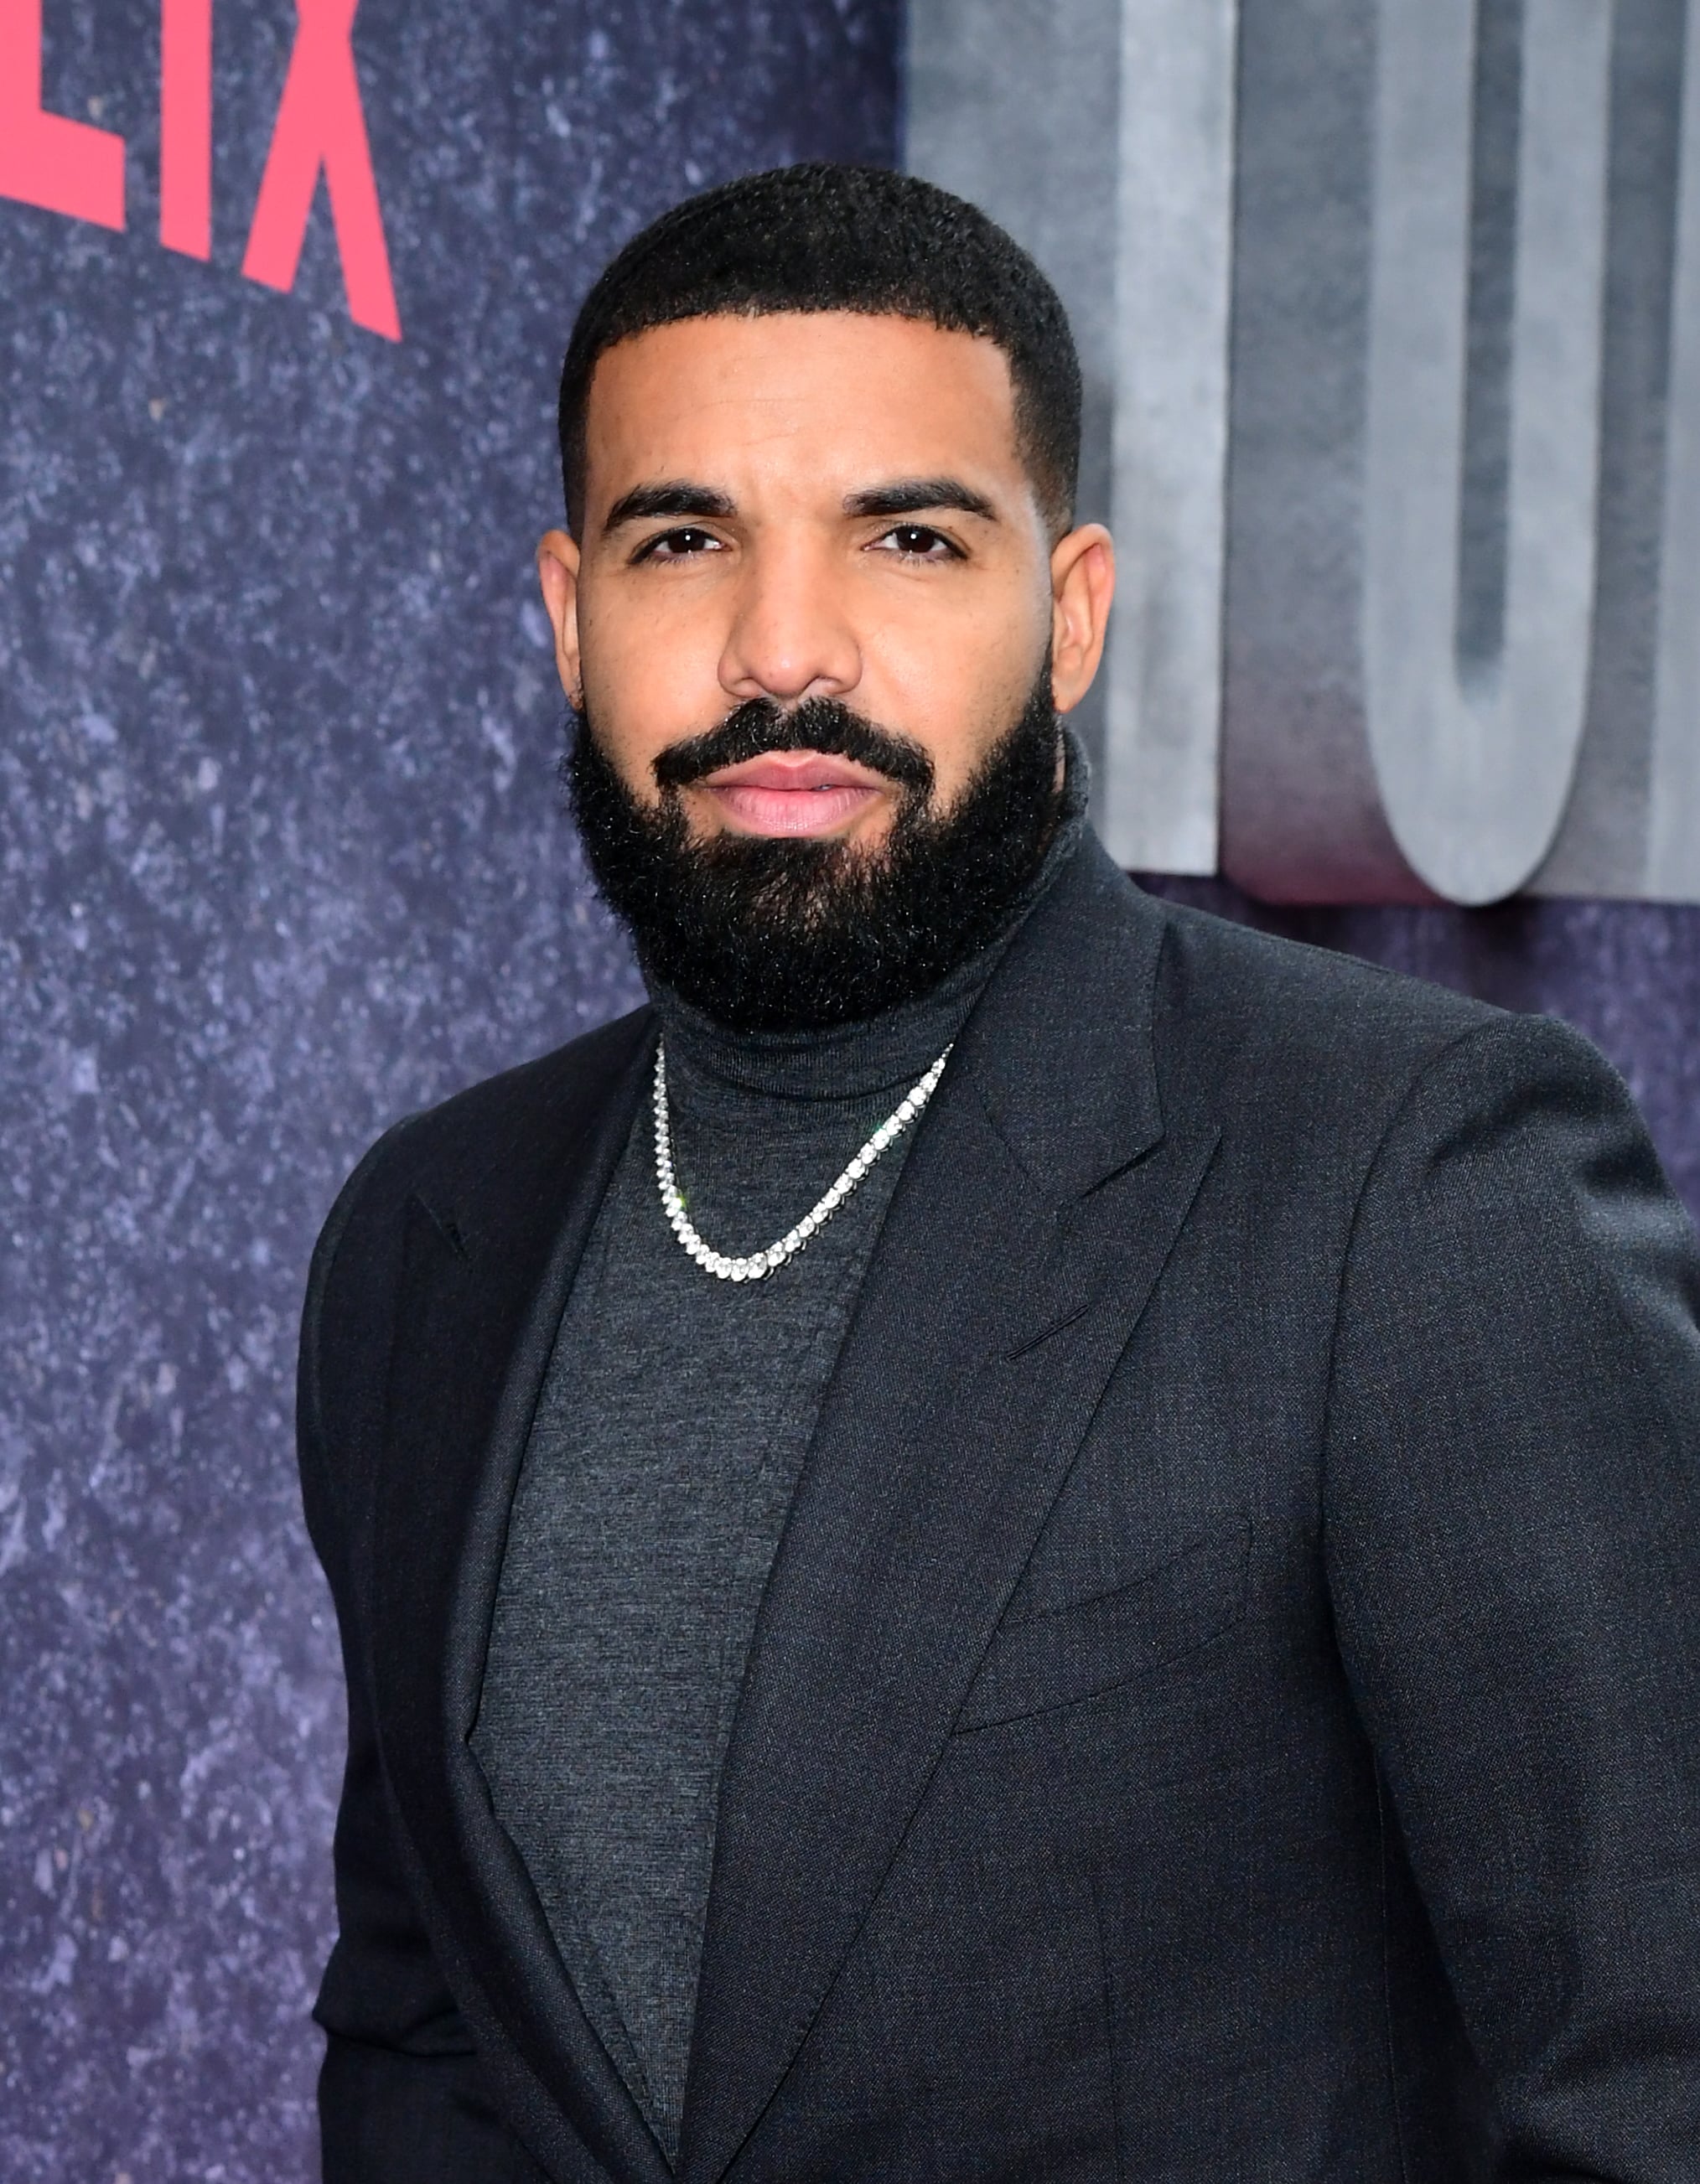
[{"x1": 537, "y1": 310, "x2": 1113, "y2": 844}]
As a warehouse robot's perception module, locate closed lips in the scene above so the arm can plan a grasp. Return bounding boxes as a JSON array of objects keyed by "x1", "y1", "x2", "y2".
[{"x1": 697, "y1": 751, "x2": 889, "y2": 834}]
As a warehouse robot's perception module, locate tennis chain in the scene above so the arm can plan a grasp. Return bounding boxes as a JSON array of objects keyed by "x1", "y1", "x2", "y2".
[{"x1": 652, "y1": 1040, "x2": 951, "y2": 1281}]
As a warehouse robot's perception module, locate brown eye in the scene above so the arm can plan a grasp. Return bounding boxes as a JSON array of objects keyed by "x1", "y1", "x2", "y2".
[
  {"x1": 873, "y1": 525, "x2": 958, "y2": 561},
  {"x1": 640, "y1": 526, "x2": 723, "y2": 561}
]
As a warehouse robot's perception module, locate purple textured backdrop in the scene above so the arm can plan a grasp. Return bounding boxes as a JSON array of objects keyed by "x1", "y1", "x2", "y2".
[{"x1": 0, "y1": 3, "x2": 896, "y2": 2177}]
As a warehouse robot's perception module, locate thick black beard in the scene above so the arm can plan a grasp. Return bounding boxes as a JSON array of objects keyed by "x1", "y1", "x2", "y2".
[{"x1": 567, "y1": 670, "x2": 1062, "y2": 1032}]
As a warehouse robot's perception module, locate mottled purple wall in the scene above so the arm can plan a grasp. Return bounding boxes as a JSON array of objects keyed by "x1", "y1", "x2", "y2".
[{"x1": 0, "y1": 4, "x2": 897, "y2": 2177}]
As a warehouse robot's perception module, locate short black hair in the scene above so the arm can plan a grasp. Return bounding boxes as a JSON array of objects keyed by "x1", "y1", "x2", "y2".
[{"x1": 557, "y1": 163, "x2": 1081, "y2": 538}]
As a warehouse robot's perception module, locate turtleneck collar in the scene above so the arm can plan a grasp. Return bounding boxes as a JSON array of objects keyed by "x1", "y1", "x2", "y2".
[{"x1": 648, "y1": 727, "x2": 1091, "y2": 1115}]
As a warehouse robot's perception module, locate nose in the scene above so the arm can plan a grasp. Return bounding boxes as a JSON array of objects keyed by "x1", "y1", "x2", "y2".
[{"x1": 718, "y1": 534, "x2": 862, "y2": 707}]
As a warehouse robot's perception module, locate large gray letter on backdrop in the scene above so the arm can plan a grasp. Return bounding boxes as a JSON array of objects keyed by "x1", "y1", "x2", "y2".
[
  {"x1": 1361, "y1": 0, "x2": 1609, "y2": 903},
  {"x1": 913, "y1": 0, "x2": 1700, "y2": 905}
]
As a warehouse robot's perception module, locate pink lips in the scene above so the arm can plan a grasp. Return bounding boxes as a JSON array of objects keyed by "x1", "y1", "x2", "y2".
[{"x1": 696, "y1": 750, "x2": 888, "y2": 836}]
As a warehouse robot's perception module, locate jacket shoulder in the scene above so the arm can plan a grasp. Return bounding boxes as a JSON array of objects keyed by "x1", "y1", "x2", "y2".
[
  {"x1": 1148, "y1": 892, "x2": 1516, "y2": 1104},
  {"x1": 296, "y1": 1004, "x2": 653, "y2": 1543},
  {"x1": 300, "y1": 1004, "x2": 650, "y2": 1380},
  {"x1": 329, "y1": 1002, "x2": 653, "y2": 1226},
  {"x1": 1135, "y1": 887, "x2": 1651, "y2": 1257},
  {"x1": 1138, "y1": 888, "x2": 1645, "y2": 1180}
]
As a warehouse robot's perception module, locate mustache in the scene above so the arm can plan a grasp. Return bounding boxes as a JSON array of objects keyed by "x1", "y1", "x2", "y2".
[{"x1": 650, "y1": 696, "x2": 936, "y2": 797}]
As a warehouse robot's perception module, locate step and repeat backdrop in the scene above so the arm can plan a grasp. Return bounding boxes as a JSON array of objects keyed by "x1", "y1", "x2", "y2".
[
  {"x1": 0, "y1": 3, "x2": 895, "y2": 2176},
  {"x1": 4, "y1": 1, "x2": 1699, "y2": 2178}
]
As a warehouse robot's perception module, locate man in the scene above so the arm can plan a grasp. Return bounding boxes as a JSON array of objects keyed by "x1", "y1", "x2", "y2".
[{"x1": 298, "y1": 163, "x2": 1700, "y2": 2181}]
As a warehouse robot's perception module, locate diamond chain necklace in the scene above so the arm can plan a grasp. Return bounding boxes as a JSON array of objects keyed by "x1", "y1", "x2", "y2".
[{"x1": 652, "y1": 1040, "x2": 952, "y2": 1282}]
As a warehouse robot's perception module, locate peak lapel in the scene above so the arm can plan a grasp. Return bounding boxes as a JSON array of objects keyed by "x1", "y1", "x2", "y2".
[
  {"x1": 681, "y1": 852, "x2": 1215, "y2": 2184},
  {"x1": 371, "y1": 1011, "x2": 675, "y2": 2184}
]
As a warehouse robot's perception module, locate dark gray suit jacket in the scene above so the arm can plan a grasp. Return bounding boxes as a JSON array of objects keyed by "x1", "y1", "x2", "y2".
[{"x1": 298, "y1": 839, "x2": 1700, "y2": 2182}]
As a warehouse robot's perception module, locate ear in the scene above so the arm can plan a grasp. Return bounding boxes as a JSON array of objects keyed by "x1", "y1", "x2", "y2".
[
  {"x1": 536, "y1": 527, "x2": 583, "y2": 707},
  {"x1": 1048, "y1": 523, "x2": 1116, "y2": 713}
]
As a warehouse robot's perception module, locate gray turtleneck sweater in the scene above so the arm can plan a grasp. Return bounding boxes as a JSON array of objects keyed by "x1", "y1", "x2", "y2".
[{"x1": 472, "y1": 752, "x2": 1086, "y2": 2162}]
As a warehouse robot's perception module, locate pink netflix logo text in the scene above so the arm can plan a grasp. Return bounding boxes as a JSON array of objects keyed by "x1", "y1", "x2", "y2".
[{"x1": 0, "y1": 0, "x2": 401, "y2": 339}]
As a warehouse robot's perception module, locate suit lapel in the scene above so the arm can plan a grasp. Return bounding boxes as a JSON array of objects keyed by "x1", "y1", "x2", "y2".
[
  {"x1": 681, "y1": 846, "x2": 1215, "y2": 2184},
  {"x1": 371, "y1": 1009, "x2": 675, "y2": 2184}
]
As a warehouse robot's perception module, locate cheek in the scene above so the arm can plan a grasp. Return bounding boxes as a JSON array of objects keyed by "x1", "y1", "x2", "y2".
[
  {"x1": 873, "y1": 618, "x2": 1046, "y2": 801},
  {"x1": 578, "y1": 593, "x2": 724, "y2": 793}
]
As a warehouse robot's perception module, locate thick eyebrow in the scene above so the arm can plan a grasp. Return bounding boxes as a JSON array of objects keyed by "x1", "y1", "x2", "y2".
[
  {"x1": 842, "y1": 476, "x2": 999, "y2": 523},
  {"x1": 603, "y1": 480, "x2": 737, "y2": 530}
]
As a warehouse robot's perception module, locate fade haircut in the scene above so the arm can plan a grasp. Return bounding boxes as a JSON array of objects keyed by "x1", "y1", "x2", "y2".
[{"x1": 557, "y1": 163, "x2": 1082, "y2": 540}]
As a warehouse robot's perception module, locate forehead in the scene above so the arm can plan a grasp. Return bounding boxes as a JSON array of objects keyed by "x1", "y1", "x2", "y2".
[{"x1": 581, "y1": 312, "x2": 1024, "y2": 504}]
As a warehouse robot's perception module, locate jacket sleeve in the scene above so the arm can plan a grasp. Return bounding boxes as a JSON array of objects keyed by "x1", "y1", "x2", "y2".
[
  {"x1": 1323, "y1": 1012, "x2": 1700, "y2": 2177},
  {"x1": 298, "y1": 1125, "x2": 546, "y2": 2184}
]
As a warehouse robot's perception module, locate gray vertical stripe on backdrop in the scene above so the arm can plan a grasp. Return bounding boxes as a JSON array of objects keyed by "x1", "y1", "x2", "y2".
[
  {"x1": 905, "y1": 0, "x2": 1236, "y2": 872},
  {"x1": 1362, "y1": 0, "x2": 1610, "y2": 903},
  {"x1": 1103, "y1": 0, "x2": 1236, "y2": 876},
  {"x1": 1650, "y1": 0, "x2": 1700, "y2": 898}
]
